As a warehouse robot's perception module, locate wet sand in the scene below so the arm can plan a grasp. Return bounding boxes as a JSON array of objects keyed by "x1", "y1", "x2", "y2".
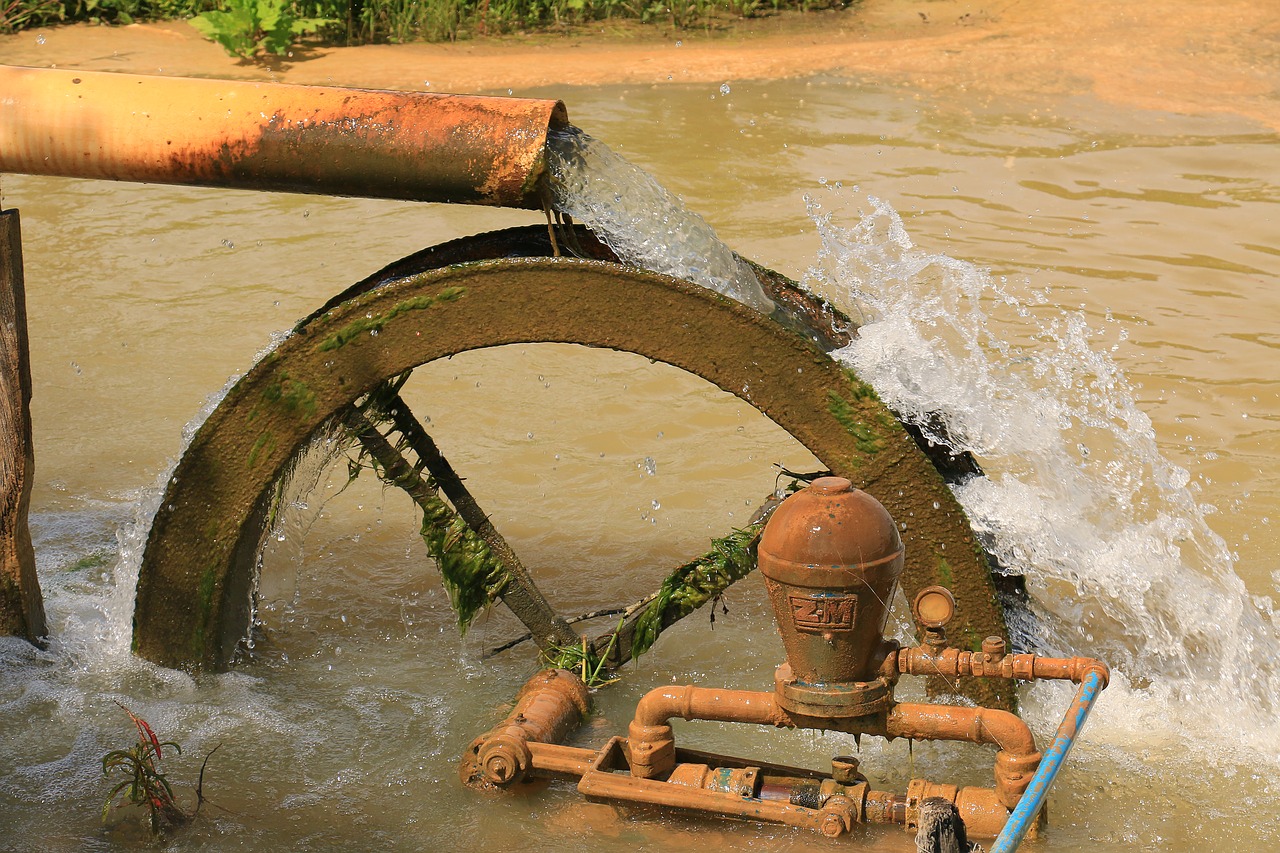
[{"x1": 2, "y1": 0, "x2": 1279, "y2": 129}]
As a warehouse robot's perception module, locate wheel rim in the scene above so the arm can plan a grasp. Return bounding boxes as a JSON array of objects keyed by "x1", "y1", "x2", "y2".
[{"x1": 132, "y1": 248, "x2": 1011, "y2": 707}]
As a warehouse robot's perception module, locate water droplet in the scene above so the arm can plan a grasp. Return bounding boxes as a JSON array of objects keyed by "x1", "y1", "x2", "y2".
[
  {"x1": 221, "y1": 238, "x2": 235, "y2": 248},
  {"x1": 675, "y1": 39, "x2": 683, "y2": 47},
  {"x1": 36, "y1": 34, "x2": 45, "y2": 45},
  {"x1": 719, "y1": 82, "x2": 731, "y2": 96},
  {"x1": 527, "y1": 432, "x2": 534, "y2": 440},
  {"x1": 651, "y1": 499, "x2": 661, "y2": 510},
  {"x1": 302, "y1": 210, "x2": 311, "y2": 218}
]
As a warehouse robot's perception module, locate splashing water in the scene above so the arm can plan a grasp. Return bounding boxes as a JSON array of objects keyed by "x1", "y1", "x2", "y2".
[
  {"x1": 546, "y1": 126, "x2": 776, "y2": 315},
  {"x1": 803, "y1": 188, "x2": 1280, "y2": 767}
]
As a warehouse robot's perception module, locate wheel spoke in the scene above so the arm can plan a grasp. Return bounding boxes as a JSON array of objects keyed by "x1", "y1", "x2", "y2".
[{"x1": 349, "y1": 385, "x2": 578, "y2": 653}]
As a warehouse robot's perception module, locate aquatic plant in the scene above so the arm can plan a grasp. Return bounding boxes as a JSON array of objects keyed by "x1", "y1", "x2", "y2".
[
  {"x1": 542, "y1": 625, "x2": 621, "y2": 688},
  {"x1": 630, "y1": 522, "x2": 762, "y2": 658},
  {"x1": 100, "y1": 705, "x2": 189, "y2": 833},
  {"x1": 0, "y1": 0, "x2": 60, "y2": 32},
  {"x1": 3, "y1": 0, "x2": 853, "y2": 43}
]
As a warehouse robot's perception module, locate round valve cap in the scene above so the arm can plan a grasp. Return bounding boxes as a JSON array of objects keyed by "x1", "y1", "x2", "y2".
[{"x1": 912, "y1": 585, "x2": 956, "y2": 628}]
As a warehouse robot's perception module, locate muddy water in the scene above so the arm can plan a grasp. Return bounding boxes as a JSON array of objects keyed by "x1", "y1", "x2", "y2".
[{"x1": 3, "y1": 58, "x2": 1280, "y2": 853}]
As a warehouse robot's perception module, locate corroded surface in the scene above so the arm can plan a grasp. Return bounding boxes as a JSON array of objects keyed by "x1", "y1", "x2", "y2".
[
  {"x1": 0, "y1": 66, "x2": 566, "y2": 208},
  {"x1": 134, "y1": 249, "x2": 1009, "y2": 710}
]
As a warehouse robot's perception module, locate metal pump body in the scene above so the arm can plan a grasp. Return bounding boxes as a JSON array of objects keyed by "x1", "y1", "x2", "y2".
[
  {"x1": 759, "y1": 476, "x2": 903, "y2": 719},
  {"x1": 464, "y1": 478, "x2": 1108, "y2": 847}
]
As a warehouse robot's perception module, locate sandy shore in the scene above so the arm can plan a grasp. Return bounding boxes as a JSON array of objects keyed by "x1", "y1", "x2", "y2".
[{"x1": 2, "y1": 0, "x2": 1279, "y2": 129}]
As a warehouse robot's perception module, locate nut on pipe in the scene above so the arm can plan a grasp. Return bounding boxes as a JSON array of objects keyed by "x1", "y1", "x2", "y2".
[{"x1": 0, "y1": 66, "x2": 567, "y2": 209}]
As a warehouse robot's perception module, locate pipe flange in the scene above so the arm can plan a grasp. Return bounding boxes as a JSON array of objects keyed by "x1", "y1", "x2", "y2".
[
  {"x1": 774, "y1": 662, "x2": 894, "y2": 719},
  {"x1": 477, "y1": 734, "x2": 533, "y2": 786}
]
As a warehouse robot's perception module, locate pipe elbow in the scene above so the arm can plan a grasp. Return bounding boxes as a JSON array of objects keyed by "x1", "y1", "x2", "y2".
[
  {"x1": 974, "y1": 707, "x2": 1037, "y2": 756},
  {"x1": 1076, "y1": 658, "x2": 1110, "y2": 688},
  {"x1": 633, "y1": 684, "x2": 693, "y2": 729},
  {"x1": 885, "y1": 703, "x2": 1036, "y2": 756}
]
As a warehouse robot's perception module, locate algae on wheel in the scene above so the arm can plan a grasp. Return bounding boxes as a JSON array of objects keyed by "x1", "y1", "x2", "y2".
[{"x1": 132, "y1": 226, "x2": 1014, "y2": 709}]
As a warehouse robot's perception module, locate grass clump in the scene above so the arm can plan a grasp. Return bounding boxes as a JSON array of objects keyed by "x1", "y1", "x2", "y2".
[{"x1": 3, "y1": 0, "x2": 856, "y2": 45}]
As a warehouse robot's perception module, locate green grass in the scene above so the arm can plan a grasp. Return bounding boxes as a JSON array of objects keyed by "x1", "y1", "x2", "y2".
[{"x1": 3, "y1": 0, "x2": 854, "y2": 43}]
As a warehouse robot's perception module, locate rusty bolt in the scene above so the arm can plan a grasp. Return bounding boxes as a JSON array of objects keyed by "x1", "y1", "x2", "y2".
[
  {"x1": 820, "y1": 812, "x2": 846, "y2": 838},
  {"x1": 831, "y1": 755, "x2": 861, "y2": 783},
  {"x1": 982, "y1": 636, "x2": 1006, "y2": 661}
]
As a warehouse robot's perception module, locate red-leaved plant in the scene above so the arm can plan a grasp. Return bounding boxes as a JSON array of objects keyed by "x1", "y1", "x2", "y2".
[{"x1": 101, "y1": 703, "x2": 218, "y2": 834}]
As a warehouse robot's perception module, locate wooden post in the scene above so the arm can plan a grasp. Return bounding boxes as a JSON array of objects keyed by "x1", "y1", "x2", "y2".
[
  {"x1": 0, "y1": 208, "x2": 46, "y2": 643},
  {"x1": 915, "y1": 797, "x2": 974, "y2": 853}
]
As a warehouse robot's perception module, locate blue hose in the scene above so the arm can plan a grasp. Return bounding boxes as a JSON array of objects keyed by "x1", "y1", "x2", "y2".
[{"x1": 987, "y1": 668, "x2": 1106, "y2": 853}]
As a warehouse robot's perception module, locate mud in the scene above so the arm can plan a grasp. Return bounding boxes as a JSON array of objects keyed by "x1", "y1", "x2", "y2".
[{"x1": 2, "y1": 0, "x2": 1278, "y2": 130}]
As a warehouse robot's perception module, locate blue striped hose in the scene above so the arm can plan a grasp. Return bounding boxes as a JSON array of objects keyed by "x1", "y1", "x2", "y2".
[{"x1": 987, "y1": 668, "x2": 1107, "y2": 853}]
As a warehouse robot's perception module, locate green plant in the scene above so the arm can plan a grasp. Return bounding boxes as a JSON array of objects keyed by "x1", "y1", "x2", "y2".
[
  {"x1": 191, "y1": 0, "x2": 332, "y2": 61},
  {"x1": 0, "y1": 0, "x2": 62, "y2": 32},
  {"x1": 100, "y1": 704, "x2": 189, "y2": 833},
  {"x1": 542, "y1": 622, "x2": 621, "y2": 688}
]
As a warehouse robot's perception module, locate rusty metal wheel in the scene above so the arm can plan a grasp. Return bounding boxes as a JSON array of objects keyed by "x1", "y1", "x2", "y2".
[{"x1": 132, "y1": 226, "x2": 1012, "y2": 707}]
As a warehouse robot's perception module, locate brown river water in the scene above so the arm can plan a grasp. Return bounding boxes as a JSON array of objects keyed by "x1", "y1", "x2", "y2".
[{"x1": 1, "y1": 2, "x2": 1279, "y2": 850}]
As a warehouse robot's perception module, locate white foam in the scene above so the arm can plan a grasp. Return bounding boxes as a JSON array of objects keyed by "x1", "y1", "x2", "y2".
[{"x1": 805, "y1": 187, "x2": 1280, "y2": 769}]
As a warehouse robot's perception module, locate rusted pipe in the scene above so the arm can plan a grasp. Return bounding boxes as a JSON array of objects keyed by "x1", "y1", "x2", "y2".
[
  {"x1": 627, "y1": 685, "x2": 785, "y2": 779},
  {"x1": 988, "y1": 667, "x2": 1106, "y2": 853},
  {"x1": 0, "y1": 66, "x2": 567, "y2": 208},
  {"x1": 877, "y1": 704, "x2": 1039, "y2": 809},
  {"x1": 899, "y1": 642, "x2": 1111, "y2": 687},
  {"x1": 460, "y1": 669, "x2": 590, "y2": 789}
]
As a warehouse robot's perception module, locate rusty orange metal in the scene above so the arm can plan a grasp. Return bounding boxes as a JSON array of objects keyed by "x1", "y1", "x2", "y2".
[
  {"x1": 460, "y1": 668, "x2": 590, "y2": 790},
  {"x1": 461, "y1": 478, "x2": 1084, "y2": 839},
  {"x1": 900, "y1": 642, "x2": 1110, "y2": 686},
  {"x1": 0, "y1": 66, "x2": 566, "y2": 208},
  {"x1": 757, "y1": 476, "x2": 904, "y2": 719}
]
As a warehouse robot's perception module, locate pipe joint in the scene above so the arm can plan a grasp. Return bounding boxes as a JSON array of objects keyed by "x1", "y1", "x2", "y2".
[
  {"x1": 994, "y1": 749, "x2": 1043, "y2": 809},
  {"x1": 626, "y1": 721, "x2": 676, "y2": 780}
]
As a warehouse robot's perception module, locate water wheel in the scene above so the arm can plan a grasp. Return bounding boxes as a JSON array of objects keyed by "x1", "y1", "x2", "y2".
[{"x1": 132, "y1": 225, "x2": 1014, "y2": 709}]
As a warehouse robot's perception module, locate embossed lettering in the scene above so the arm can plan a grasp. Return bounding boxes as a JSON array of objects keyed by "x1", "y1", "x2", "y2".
[{"x1": 790, "y1": 594, "x2": 856, "y2": 632}]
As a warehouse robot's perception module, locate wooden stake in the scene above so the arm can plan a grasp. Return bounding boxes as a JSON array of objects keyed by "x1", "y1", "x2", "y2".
[{"x1": 0, "y1": 209, "x2": 46, "y2": 642}]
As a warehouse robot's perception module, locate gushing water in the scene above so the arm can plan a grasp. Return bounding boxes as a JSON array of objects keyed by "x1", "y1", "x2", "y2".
[
  {"x1": 803, "y1": 188, "x2": 1280, "y2": 769},
  {"x1": 546, "y1": 126, "x2": 776, "y2": 315}
]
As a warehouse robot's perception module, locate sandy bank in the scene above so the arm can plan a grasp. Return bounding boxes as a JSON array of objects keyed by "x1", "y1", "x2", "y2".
[{"x1": 1, "y1": 0, "x2": 1278, "y2": 129}]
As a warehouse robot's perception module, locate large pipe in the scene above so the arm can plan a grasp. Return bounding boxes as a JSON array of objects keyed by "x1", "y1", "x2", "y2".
[{"x1": 0, "y1": 66, "x2": 567, "y2": 209}]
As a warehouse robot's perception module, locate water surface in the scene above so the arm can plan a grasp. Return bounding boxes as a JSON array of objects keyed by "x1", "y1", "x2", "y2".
[{"x1": 2, "y1": 75, "x2": 1278, "y2": 852}]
